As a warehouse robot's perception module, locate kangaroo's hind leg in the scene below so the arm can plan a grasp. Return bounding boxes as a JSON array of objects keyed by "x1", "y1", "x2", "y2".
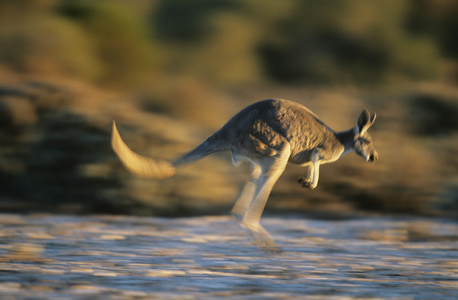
[
  {"x1": 237, "y1": 143, "x2": 291, "y2": 247},
  {"x1": 231, "y1": 164, "x2": 262, "y2": 223}
]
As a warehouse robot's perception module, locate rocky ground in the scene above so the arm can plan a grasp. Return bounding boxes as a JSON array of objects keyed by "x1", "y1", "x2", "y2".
[{"x1": 0, "y1": 213, "x2": 457, "y2": 299}]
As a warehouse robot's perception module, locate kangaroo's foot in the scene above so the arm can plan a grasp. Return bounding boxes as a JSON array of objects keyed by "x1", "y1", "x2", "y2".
[
  {"x1": 234, "y1": 220, "x2": 282, "y2": 252},
  {"x1": 250, "y1": 227, "x2": 282, "y2": 254},
  {"x1": 298, "y1": 177, "x2": 313, "y2": 188}
]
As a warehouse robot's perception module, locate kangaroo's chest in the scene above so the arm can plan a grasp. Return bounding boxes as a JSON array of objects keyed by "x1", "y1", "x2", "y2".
[{"x1": 288, "y1": 129, "x2": 344, "y2": 165}]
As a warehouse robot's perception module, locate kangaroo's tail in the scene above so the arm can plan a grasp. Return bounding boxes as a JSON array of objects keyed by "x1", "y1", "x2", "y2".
[
  {"x1": 111, "y1": 121, "x2": 175, "y2": 179},
  {"x1": 172, "y1": 130, "x2": 229, "y2": 167}
]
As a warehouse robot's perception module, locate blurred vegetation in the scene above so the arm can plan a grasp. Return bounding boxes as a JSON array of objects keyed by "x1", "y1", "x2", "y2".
[
  {"x1": 0, "y1": 0, "x2": 157, "y2": 87},
  {"x1": 0, "y1": 0, "x2": 456, "y2": 217},
  {"x1": 0, "y1": 0, "x2": 456, "y2": 86}
]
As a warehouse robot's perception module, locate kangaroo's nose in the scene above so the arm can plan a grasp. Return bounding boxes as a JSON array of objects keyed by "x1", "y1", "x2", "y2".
[{"x1": 369, "y1": 152, "x2": 379, "y2": 162}]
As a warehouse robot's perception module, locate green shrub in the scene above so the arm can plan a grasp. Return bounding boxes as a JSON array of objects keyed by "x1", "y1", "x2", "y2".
[
  {"x1": 58, "y1": 1, "x2": 158, "y2": 86},
  {"x1": 0, "y1": 2, "x2": 102, "y2": 79},
  {"x1": 0, "y1": 16, "x2": 103, "y2": 79},
  {"x1": 258, "y1": 0, "x2": 441, "y2": 84}
]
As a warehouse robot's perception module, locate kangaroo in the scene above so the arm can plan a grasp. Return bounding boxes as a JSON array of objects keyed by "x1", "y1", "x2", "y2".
[{"x1": 112, "y1": 99, "x2": 378, "y2": 248}]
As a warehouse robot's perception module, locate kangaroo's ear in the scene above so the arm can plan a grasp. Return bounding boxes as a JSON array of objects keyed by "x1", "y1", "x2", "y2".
[
  {"x1": 370, "y1": 113, "x2": 376, "y2": 126},
  {"x1": 357, "y1": 109, "x2": 370, "y2": 133},
  {"x1": 357, "y1": 109, "x2": 376, "y2": 134}
]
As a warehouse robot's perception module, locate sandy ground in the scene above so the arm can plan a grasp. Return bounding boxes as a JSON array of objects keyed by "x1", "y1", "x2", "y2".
[{"x1": 0, "y1": 213, "x2": 457, "y2": 299}]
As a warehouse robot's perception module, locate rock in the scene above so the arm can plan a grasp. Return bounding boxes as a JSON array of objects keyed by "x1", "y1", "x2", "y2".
[{"x1": 0, "y1": 96, "x2": 37, "y2": 129}]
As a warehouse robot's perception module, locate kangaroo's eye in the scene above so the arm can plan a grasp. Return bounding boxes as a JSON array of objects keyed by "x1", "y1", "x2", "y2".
[{"x1": 365, "y1": 139, "x2": 372, "y2": 144}]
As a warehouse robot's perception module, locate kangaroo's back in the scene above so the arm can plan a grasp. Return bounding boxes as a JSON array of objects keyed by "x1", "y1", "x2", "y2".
[{"x1": 217, "y1": 99, "x2": 335, "y2": 159}]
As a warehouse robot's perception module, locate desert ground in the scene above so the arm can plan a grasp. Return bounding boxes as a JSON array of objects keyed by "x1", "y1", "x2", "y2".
[{"x1": 0, "y1": 213, "x2": 457, "y2": 299}]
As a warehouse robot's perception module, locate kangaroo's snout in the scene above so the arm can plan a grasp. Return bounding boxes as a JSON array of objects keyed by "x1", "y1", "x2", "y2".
[{"x1": 368, "y1": 151, "x2": 379, "y2": 163}]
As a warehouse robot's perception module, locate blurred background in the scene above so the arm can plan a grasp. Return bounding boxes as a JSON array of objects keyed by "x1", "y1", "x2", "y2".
[{"x1": 0, "y1": 0, "x2": 456, "y2": 218}]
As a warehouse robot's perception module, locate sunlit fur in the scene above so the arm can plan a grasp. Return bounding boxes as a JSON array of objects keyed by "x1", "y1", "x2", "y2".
[
  {"x1": 111, "y1": 121, "x2": 175, "y2": 179},
  {"x1": 112, "y1": 99, "x2": 378, "y2": 249}
]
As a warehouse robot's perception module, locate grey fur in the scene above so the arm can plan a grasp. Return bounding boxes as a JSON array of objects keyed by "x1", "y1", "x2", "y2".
[{"x1": 112, "y1": 98, "x2": 378, "y2": 249}]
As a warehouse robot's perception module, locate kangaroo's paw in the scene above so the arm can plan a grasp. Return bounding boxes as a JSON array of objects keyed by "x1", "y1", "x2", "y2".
[{"x1": 298, "y1": 177, "x2": 313, "y2": 188}]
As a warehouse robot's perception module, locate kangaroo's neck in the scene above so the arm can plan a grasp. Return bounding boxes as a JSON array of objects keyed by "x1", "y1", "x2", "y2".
[{"x1": 335, "y1": 127, "x2": 356, "y2": 157}]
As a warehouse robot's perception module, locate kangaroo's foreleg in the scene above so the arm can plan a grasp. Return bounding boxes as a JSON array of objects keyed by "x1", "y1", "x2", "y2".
[{"x1": 298, "y1": 150, "x2": 320, "y2": 189}]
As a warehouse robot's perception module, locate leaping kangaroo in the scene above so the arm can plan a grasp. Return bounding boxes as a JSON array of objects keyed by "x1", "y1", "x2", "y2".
[{"x1": 112, "y1": 99, "x2": 378, "y2": 247}]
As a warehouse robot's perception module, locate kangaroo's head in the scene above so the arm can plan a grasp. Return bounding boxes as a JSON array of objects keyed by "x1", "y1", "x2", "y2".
[{"x1": 354, "y1": 109, "x2": 378, "y2": 163}]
